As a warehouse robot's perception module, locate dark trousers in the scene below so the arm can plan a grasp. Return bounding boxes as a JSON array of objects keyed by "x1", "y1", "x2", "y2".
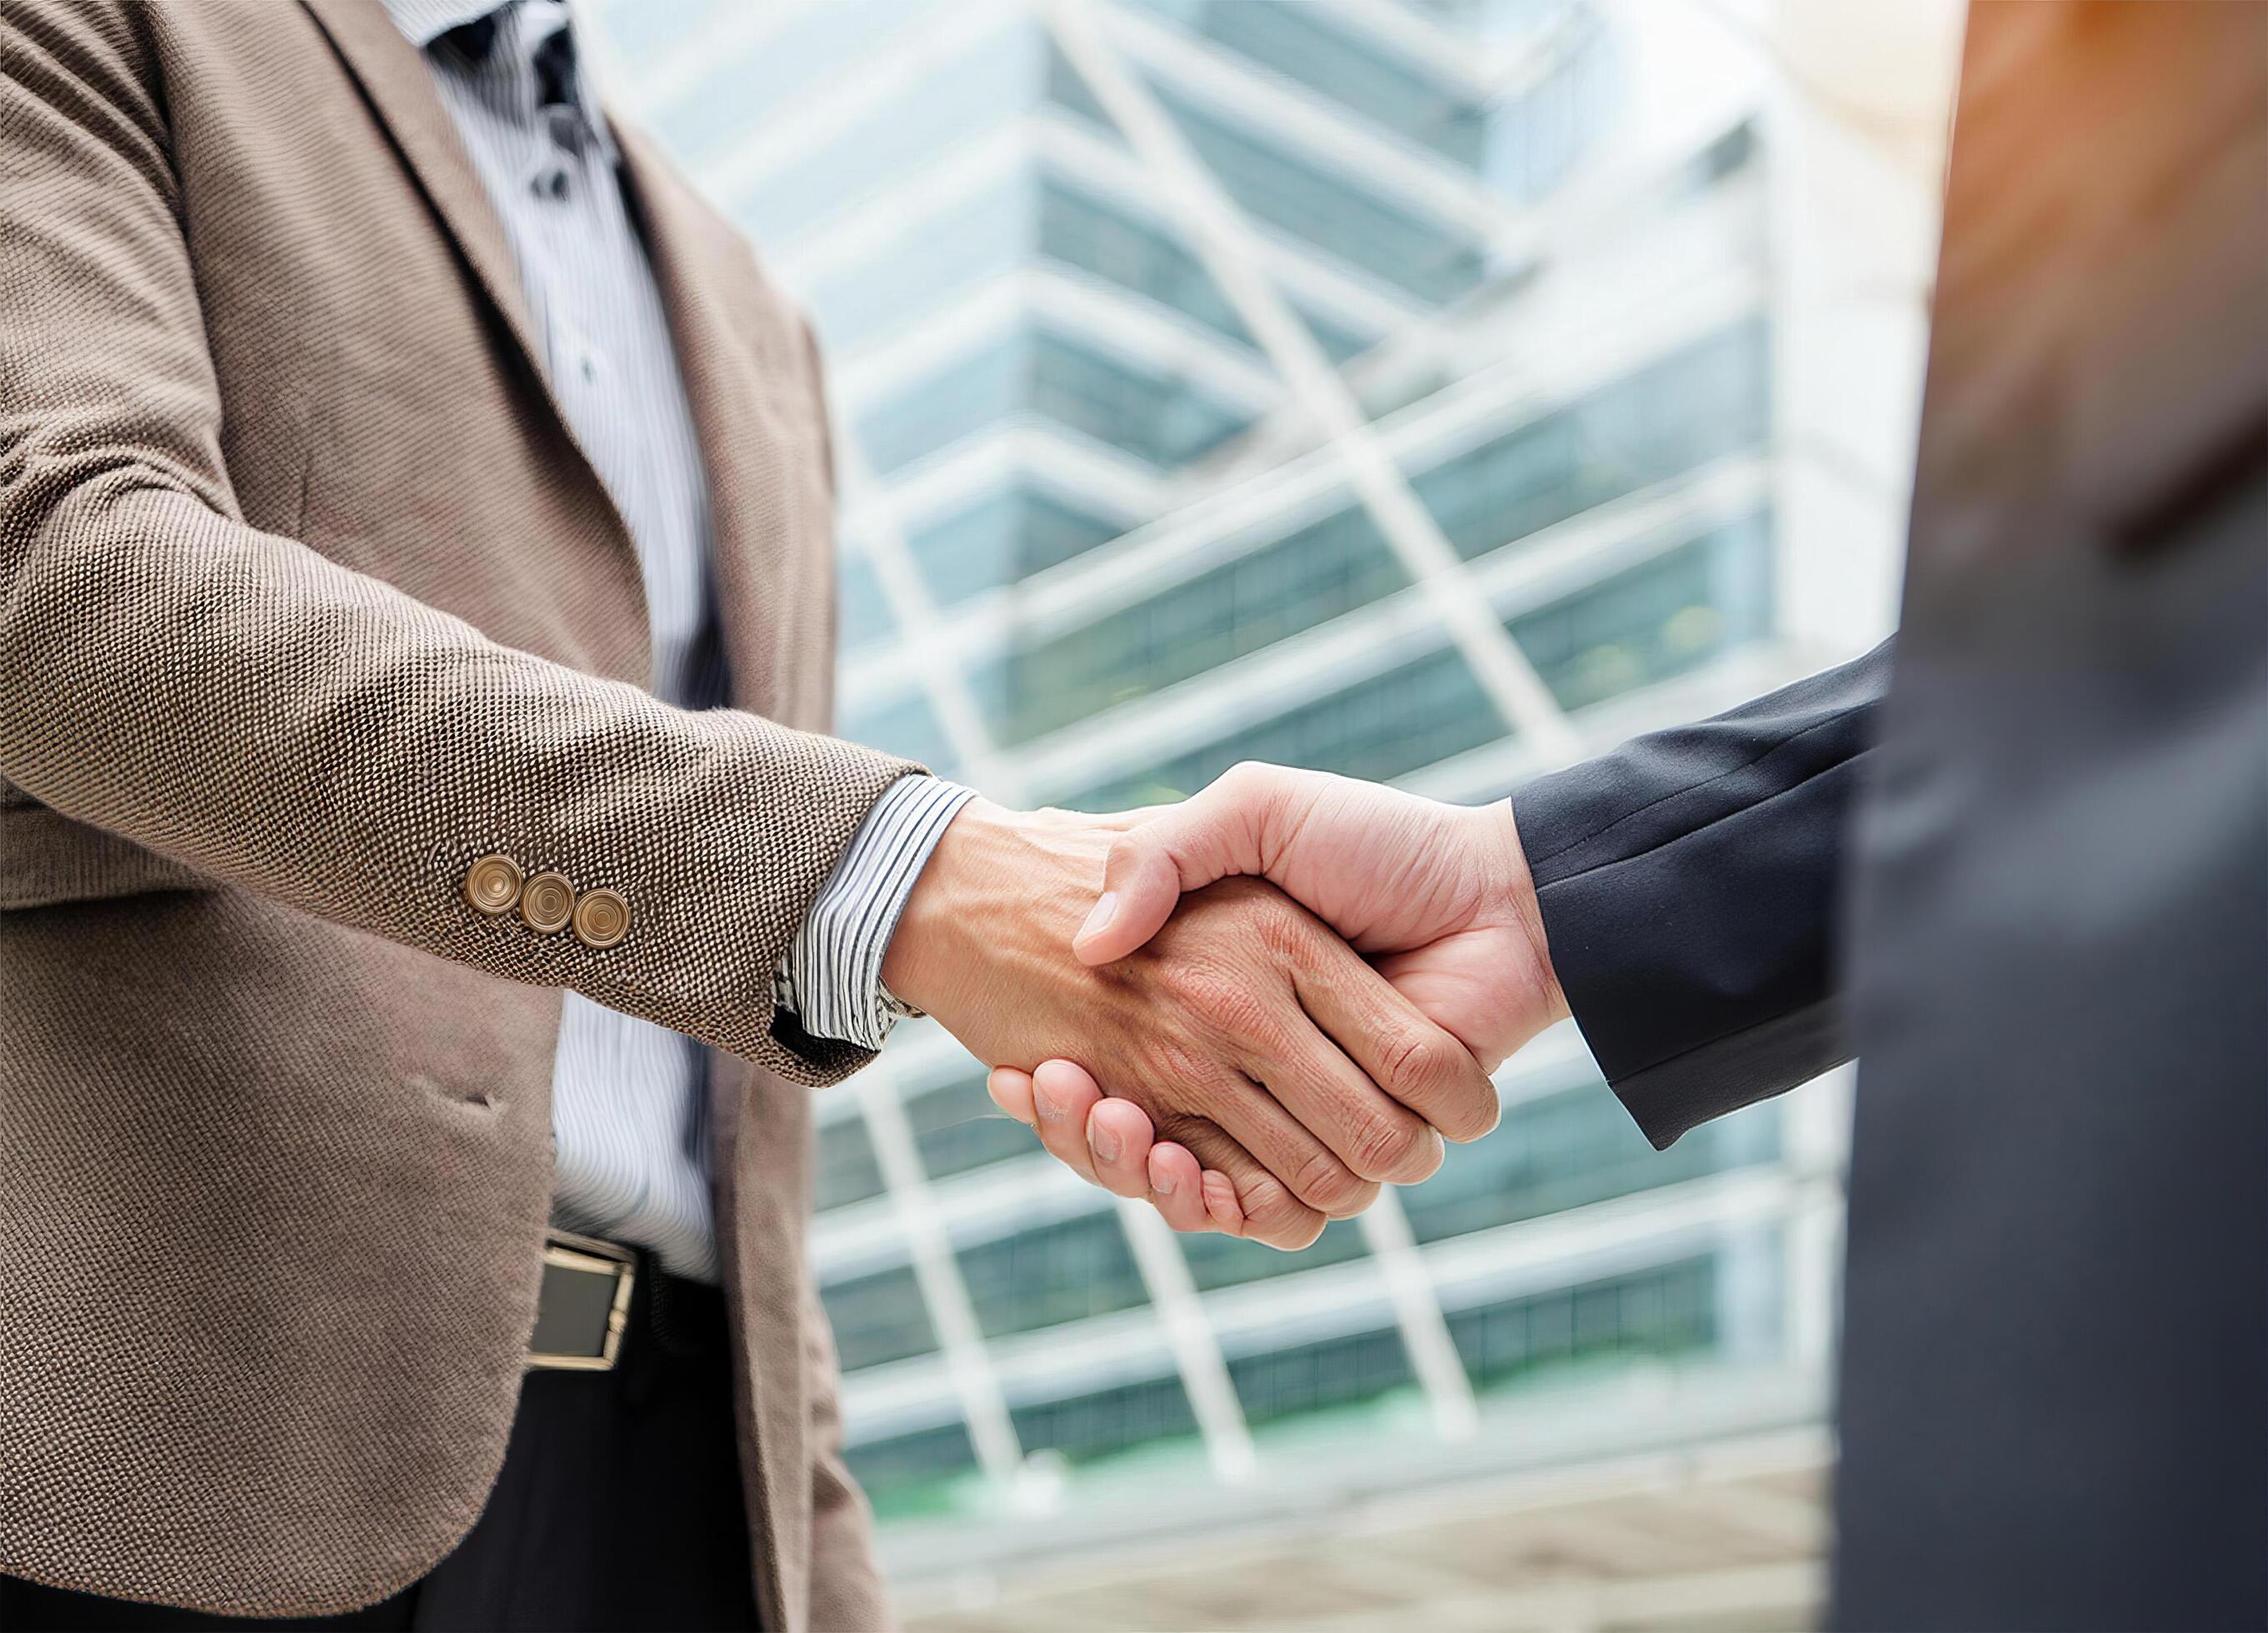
[{"x1": 3, "y1": 1266, "x2": 762, "y2": 1632}]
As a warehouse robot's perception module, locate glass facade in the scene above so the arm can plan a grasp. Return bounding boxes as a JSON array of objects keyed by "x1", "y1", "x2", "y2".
[{"x1": 597, "y1": 0, "x2": 1826, "y2": 1577}]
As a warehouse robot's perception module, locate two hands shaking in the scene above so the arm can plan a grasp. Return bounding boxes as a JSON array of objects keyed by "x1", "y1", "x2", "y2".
[{"x1": 878, "y1": 765, "x2": 1569, "y2": 1249}]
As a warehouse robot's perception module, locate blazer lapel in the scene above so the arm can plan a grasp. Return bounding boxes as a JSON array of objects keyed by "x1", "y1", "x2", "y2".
[
  {"x1": 298, "y1": 2, "x2": 811, "y2": 723},
  {"x1": 297, "y1": 0, "x2": 666, "y2": 690},
  {"x1": 614, "y1": 127, "x2": 805, "y2": 723},
  {"x1": 297, "y1": 0, "x2": 549, "y2": 399}
]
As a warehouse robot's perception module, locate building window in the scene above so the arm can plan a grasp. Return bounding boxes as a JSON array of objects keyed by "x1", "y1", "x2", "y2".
[
  {"x1": 1012, "y1": 1373, "x2": 1202, "y2": 1466},
  {"x1": 957, "y1": 1210, "x2": 1151, "y2": 1338},
  {"x1": 822, "y1": 1264, "x2": 942, "y2": 1371},
  {"x1": 1449, "y1": 1257, "x2": 1719, "y2": 1390}
]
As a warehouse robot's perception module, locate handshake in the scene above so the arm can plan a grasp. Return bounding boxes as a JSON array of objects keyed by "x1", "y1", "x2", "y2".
[{"x1": 881, "y1": 764, "x2": 1568, "y2": 1248}]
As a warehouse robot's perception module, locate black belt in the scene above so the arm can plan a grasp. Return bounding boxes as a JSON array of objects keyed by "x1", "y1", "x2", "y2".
[{"x1": 527, "y1": 1228, "x2": 638, "y2": 1371}]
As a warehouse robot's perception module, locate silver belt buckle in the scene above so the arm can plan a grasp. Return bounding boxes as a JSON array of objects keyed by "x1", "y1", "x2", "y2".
[{"x1": 527, "y1": 1228, "x2": 637, "y2": 1371}]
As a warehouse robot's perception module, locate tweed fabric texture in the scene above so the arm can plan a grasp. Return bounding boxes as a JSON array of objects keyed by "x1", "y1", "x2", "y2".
[{"x1": 0, "y1": 2, "x2": 901, "y2": 1626}]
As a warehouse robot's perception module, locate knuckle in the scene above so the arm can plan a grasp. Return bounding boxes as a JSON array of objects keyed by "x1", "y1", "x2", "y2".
[
  {"x1": 1236, "y1": 1171, "x2": 1296, "y2": 1226},
  {"x1": 1381, "y1": 1031, "x2": 1450, "y2": 1102},
  {"x1": 1219, "y1": 761, "x2": 1273, "y2": 798},
  {"x1": 1438, "y1": 1076, "x2": 1501, "y2": 1143},
  {"x1": 1181, "y1": 967, "x2": 1275, "y2": 1042},
  {"x1": 1242, "y1": 1171, "x2": 1289, "y2": 1211},
  {"x1": 1260, "y1": 1206, "x2": 1327, "y2": 1251},
  {"x1": 1251, "y1": 900, "x2": 1311, "y2": 962},
  {"x1": 1161, "y1": 957, "x2": 1222, "y2": 1006},
  {"x1": 1142, "y1": 1039, "x2": 1210, "y2": 1099},
  {"x1": 1237, "y1": 1170, "x2": 1316, "y2": 1238},
  {"x1": 1241, "y1": 1182, "x2": 1325, "y2": 1250},
  {"x1": 1347, "y1": 1110, "x2": 1424, "y2": 1181},
  {"x1": 1287, "y1": 1146, "x2": 1364, "y2": 1215}
]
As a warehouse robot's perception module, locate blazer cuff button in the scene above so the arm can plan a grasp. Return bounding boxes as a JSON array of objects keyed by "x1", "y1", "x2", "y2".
[
  {"x1": 520, "y1": 872, "x2": 576, "y2": 933},
  {"x1": 572, "y1": 889, "x2": 631, "y2": 949},
  {"x1": 464, "y1": 855, "x2": 524, "y2": 916}
]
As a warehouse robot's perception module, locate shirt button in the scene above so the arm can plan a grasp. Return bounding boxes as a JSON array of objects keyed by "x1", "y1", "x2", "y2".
[
  {"x1": 463, "y1": 855, "x2": 524, "y2": 916},
  {"x1": 557, "y1": 326, "x2": 602, "y2": 387},
  {"x1": 519, "y1": 871, "x2": 577, "y2": 933},
  {"x1": 572, "y1": 888, "x2": 632, "y2": 950}
]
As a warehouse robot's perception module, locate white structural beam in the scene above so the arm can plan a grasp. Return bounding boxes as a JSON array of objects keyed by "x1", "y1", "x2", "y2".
[
  {"x1": 773, "y1": 110, "x2": 1426, "y2": 357},
  {"x1": 837, "y1": 422, "x2": 1164, "y2": 570},
  {"x1": 1117, "y1": 1200, "x2": 1258, "y2": 1483},
  {"x1": 1027, "y1": 113, "x2": 1430, "y2": 342},
  {"x1": 854, "y1": 1063, "x2": 1025, "y2": 1485},
  {"x1": 833, "y1": 432, "x2": 1017, "y2": 795},
  {"x1": 1315, "y1": 0, "x2": 1509, "y2": 100},
  {"x1": 827, "y1": 267, "x2": 1281, "y2": 428},
  {"x1": 1356, "y1": 1191, "x2": 1480, "y2": 1441}
]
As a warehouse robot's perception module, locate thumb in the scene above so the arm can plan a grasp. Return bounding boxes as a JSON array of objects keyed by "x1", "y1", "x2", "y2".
[{"x1": 1072, "y1": 771, "x2": 1280, "y2": 965}]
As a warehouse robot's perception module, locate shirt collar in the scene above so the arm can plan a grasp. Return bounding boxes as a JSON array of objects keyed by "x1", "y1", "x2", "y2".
[
  {"x1": 377, "y1": 0, "x2": 501, "y2": 50},
  {"x1": 378, "y1": 0, "x2": 619, "y2": 169}
]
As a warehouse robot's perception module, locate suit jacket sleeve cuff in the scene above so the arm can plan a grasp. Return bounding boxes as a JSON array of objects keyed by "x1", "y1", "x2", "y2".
[
  {"x1": 775, "y1": 776, "x2": 977, "y2": 1051},
  {"x1": 1519, "y1": 642, "x2": 1891, "y2": 1147}
]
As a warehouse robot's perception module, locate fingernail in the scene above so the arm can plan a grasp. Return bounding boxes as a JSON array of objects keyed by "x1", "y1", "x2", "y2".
[
  {"x1": 1077, "y1": 891, "x2": 1117, "y2": 943},
  {"x1": 1090, "y1": 1123, "x2": 1122, "y2": 1163},
  {"x1": 1151, "y1": 1169, "x2": 1176, "y2": 1196},
  {"x1": 1034, "y1": 1082, "x2": 1066, "y2": 1122}
]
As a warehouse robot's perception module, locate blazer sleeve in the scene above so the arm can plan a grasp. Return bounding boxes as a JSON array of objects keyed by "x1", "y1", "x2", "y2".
[
  {"x1": 1514, "y1": 642, "x2": 1892, "y2": 1146},
  {"x1": 0, "y1": 1, "x2": 912, "y2": 1084}
]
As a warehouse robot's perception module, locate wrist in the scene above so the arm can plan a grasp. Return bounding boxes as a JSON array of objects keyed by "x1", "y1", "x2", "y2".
[
  {"x1": 877, "y1": 797, "x2": 987, "y2": 1019},
  {"x1": 1481, "y1": 797, "x2": 1569, "y2": 1026},
  {"x1": 879, "y1": 798, "x2": 1107, "y2": 1029}
]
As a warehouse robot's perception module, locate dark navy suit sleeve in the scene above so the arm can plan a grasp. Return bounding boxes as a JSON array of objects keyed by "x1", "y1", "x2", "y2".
[{"x1": 1516, "y1": 642, "x2": 1891, "y2": 1147}]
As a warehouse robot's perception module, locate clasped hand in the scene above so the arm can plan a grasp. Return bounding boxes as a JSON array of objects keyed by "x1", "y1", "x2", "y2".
[{"x1": 885, "y1": 767, "x2": 1566, "y2": 1248}]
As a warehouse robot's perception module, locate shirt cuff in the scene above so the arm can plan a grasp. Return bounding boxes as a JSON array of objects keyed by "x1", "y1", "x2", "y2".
[{"x1": 775, "y1": 775, "x2": 977, "y2": 1050}]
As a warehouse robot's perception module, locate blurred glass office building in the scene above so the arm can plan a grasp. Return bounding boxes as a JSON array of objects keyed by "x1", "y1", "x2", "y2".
[{"x1": 592, "y1": 1, "x2": 1946, "y2": 1626}]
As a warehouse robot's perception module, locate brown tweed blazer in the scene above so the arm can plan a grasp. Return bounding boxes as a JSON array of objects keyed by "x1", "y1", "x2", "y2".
[{"x1": 0, "y1": 2, "x2": 912, "y2": 1626}]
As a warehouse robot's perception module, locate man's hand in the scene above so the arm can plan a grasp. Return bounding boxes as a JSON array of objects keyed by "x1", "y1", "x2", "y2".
[
  {"x1": 987, "y1": 765, "x2": 1568, "y2": 1236},
  {"x1": 883, "y1": 797, "x2": 1501, "y2": 1249}
]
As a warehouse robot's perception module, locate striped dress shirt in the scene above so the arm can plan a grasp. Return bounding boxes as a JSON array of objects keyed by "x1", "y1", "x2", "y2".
[{"x1": 380, "y1": 0, "x2": 972, "y2": 1281}]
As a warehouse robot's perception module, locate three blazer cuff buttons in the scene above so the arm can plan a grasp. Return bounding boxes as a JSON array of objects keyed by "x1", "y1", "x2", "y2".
[{"x1": 463, "y1": 854, "x2": 631, "y2": 949}]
